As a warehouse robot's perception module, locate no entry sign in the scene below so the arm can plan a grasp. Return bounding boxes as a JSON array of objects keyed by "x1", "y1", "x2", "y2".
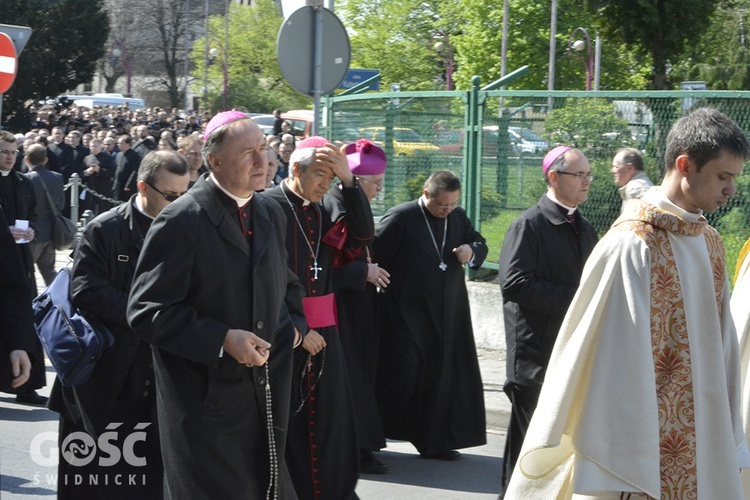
[{"x1": 0, "y1": 32, "x2": 17, "y2": 94}]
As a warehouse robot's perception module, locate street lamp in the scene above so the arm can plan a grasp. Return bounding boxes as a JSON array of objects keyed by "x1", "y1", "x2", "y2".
[
  {"x1": 433, "y1": 33, "x2": 454, "y2": 91},
  {"x1": 567, "y1": 28, "x2": 593, "y2": 90}
]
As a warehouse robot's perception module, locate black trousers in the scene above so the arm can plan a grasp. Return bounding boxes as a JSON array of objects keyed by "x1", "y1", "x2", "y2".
[{"x1": 499, "y1": 382, "x2": 541, "y2": 498}]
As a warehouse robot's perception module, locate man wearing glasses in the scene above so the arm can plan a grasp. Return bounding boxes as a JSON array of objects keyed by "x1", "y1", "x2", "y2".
[
  {"x1": 0, "y1": 130, "x2": 47, "y2": 406},
  {"x1": 49, "y1": 150, "x2": 189, "y2": 498},
  {"x1": 374, "y1": 170, "x2": 489, "y2": 462},
  {"x1": 497, "y1": 146, "x2": 598, "y2": 498}
]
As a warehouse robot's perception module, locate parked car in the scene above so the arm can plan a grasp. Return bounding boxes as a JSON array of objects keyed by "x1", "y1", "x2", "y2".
[
  {"x1": 280, "y1": 110, "x2": 314, "y2": 139},
  {"x1": 508, "y1": 126, "x2": 548, "y2": 155},
  {"x1": 434, "y1": 126, "x2": 522, "y2": 157},
  {"x1": 359, "y1": 126, "x2": 441, "y2": 156},
  {"x1": 250, "y1": 113, "x2": 276, "y2": 135}
]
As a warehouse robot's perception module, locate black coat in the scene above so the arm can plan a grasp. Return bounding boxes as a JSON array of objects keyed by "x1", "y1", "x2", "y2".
[
  {"x1": 112, "y1": 149, "x2": 141, "y2": 201},
  {"x1": 131, "y1": 138, "x2": 156, "y2": 158},
  {"x1": 327, "y1": 186, "x2": 386, "y2": 451},
  {"x1": 48, "y1": 197, "x2": 152, "y2": 434},
  {"x1": 127, "y1": 176, "x2": 306, "y2": 499},
  {"x1": 69, "y1": 144, "x2": 90, "y2": 179},
  {"x1": 0, "y1": 206, "x2": 39, "y2": 392},
  {"x1": 82, "y1": 152, "x2": 115, "y2": 195},
  {"x1": 25, "y1": 166, "x2": 64, "y2": 243},
  {"x1": 48, "y1": 197, "x2": 163, "y2": 499},
  {"x1": 373, "y1": 199, "x2": 489, "y2": 454},
  {"x1": 0, "y1": 170, "x2": 45, "y2": 392},
  {"x1": 48, "y1": 142, "x2": 74, "y2": 181},
  {"x1": 498, "y1": 194, "x2": 598, "y2": 389}
]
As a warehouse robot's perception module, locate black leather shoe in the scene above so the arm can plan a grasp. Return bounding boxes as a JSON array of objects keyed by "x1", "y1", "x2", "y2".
[
  {"x1": 16, "y1": 391, "x2": 48, "y2": 406},
  {"x1": 360, "y1": 450, "x2": 389, "y2": 474},
  {"x1": 419, "y1": 450, "x2": 461, "y2": 461}
]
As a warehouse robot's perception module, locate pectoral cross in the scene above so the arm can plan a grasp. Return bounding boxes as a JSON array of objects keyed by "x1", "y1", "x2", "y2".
[
  {"x1": 439, "y1": 262, "x2": 447, "y2": 271},
  {"x1": 311, "y1": 261, "x2": 322, "y2": 280}
]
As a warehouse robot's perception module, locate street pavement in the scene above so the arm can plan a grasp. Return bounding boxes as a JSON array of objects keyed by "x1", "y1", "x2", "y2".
[{"x1": 0, "y1": 250, "x2": 511, "y2": 499}]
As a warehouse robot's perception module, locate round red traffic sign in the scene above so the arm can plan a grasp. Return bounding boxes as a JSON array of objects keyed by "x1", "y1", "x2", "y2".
[{"x1": 0, "y1": 32, "x2": 17, "y2": 94}]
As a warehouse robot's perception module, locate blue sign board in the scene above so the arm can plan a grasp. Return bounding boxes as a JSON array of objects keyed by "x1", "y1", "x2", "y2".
[{"x1": 339, "y1": 69, "x2": 380, "y2": 91}]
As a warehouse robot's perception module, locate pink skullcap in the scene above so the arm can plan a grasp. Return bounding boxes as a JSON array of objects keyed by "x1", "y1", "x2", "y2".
[
  {"x1": 542, "y1": 145, "x2": 572, "y2": 174},
  {"x1": 296, "y1": 136, "x2": 329, "y2": 149},
  {"x1": 345, "y1": 139, "x2": 387, "y2": 175},
  {"x1": 203, "y1": 110, "x2": 249, "y2": 140}
]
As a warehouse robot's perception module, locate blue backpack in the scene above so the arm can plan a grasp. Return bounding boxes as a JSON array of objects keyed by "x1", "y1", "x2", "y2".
[{"x1": 31, "y1": 268, "x2": 114, "y2": 387}]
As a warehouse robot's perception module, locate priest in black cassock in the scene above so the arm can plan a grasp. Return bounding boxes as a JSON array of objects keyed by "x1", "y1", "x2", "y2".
[
  {"x1": 128, "y1": 112, "x2": 305, "y2": 499},
  {"x1": 265, "y1": 136, "x2": 375, "y2": 500},
  {"x1": 373, "y1": 170, "x2": 488, "y2": 461},
  {"x1": 327, "y1": 140, "x2": 390, "y2": 474}
]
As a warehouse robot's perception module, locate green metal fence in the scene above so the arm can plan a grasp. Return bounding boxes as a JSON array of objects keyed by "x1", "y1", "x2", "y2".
[{"x1": 324, "y1": 79, "x2": 750, "y2": 279}]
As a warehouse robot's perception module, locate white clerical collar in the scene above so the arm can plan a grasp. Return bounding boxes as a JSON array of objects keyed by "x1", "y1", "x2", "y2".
[
  {"x1": 210, "y1": 173, "x2": 253, "y2": 207},
  {"x1": 642, "y1": 186, "x2": 704, "y2": 223},
  {"x1": 134, "y1": 195, "x2": 154, "y2": 220},
  {"x1": 0, "y1": 168, "x2": 12, "y2": 177},
  {"x1": 283, "y1": 178, "x2": 311, "y2": 206},
  {"x1": 546, "y1": 191, "x2": 576, "y2": 215}
]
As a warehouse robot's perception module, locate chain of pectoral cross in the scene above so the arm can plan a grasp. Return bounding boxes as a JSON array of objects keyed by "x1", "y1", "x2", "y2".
[{"x1": 281, "y1": 186, "x2": 323, "y2": 281}]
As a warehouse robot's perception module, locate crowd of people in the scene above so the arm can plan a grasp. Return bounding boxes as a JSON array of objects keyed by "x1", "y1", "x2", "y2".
[
  {"x1": 0, "y1": 108, "x2": 488, "y2": 499},
  {"x1": 6, "y1": 104, "x2": 750, "y2": 499}
]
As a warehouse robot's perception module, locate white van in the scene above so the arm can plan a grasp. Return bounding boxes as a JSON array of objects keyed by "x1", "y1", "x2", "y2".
[{"x1": 57, "y1": 93, "x2": 145, "y2": 110}]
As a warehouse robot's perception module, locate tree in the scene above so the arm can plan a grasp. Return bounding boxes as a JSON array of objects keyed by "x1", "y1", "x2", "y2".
[
  {"x1": 341, "y1": 0, "x2": 650, "y2": 92},
  {"x1": 341, "y1": 0, "x2": 447, "y2": 91},
  {"x1": 191, "y1": 0, "x2": 310, "y2": 113},
  {"x1": 674, "y1": 4, "x2": 750, "y2": 90},
  {"x1": 108, "y1": 0, "x2": 210, "y2": 109},
  {"x1": 583, "y1": 0, "x2": 721, "y2": 89},
  {"x1": 1, "y1": 0, "x2": 110, "y2": 131}
]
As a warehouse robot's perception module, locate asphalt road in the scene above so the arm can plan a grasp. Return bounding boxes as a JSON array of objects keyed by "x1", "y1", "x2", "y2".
[{"x1": 0, "y1": 250, "x2": 510, "y2": 499}]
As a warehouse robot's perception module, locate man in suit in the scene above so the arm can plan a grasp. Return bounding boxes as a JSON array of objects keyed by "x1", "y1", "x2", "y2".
[
  {"x1": 48, "y1": 126, "x2": 74, "y2": 181},
  {"x1": 49, "y1": 150, "x2": 190, "y2": 499},
  {"x1": 66, "y1": 130, "x2": 90, "y2": 180},
  {"x1": 127, "y1": 111, "x2": 306, "y2": 499},
  {"x1": 132, "y1": 124, "x2": 157, "y2": 158},
  {"x1": 25, "y1": 144, "x2": 65, "y2": 287},
  {"x1": 497, "y1": 146, "x2": 598, "y2": 497},
  {"x1": 112, "y1": 135, "x2": 141, "y2": 201},
  {"x1": 0, "y1": 130, "x2": 47, "y2": 405},
  {"x1": 82, "y1": 139, "x2": 116, "y2": 215}
]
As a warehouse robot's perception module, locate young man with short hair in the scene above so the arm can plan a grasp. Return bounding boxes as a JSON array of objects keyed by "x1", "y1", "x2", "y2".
[{"x1": 505, "y1": 107, "x2": 750, "y2": 499}]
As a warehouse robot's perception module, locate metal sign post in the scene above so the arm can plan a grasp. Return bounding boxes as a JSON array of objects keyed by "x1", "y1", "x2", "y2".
[{"x1": 277, "y1": 5, "x2": 350, "y2": 137}]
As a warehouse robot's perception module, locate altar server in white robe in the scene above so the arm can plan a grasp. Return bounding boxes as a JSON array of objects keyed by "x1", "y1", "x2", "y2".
[
  {"x1": 507, "y1": 107, "x2": 750, "y2": 500},
  {"x1": 730, "y1": 221, "x2": 750, "y2": 500}
]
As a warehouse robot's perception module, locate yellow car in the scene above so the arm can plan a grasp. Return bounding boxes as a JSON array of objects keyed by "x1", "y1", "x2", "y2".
[{"x1": 359, "y1": 127, "x2": 441, "y2": 157}]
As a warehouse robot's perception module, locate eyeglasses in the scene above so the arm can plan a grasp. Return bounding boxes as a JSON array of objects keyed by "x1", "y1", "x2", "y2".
[
  {"x1": 0, "y1": 149, "x2": 18, "y2": 156},
  {"x1": 357, "y1": 177, "x2": 384, "y2": 188},
  {"x1": 434, "y1": 201, "x2": 460, "y2": 211},
  {"x1": 558, "y1": 171, "x2": 594, "y2": 182},
  {"x1": 145, "y1": 181, "x2": 185, "y2": 202}
]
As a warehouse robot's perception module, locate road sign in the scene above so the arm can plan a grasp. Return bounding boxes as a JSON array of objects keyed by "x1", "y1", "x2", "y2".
[
  {"x1": 339, "y1": 69, "x2": 379, "y2": 91},
  {"x1": 276, "y1": 6, "x2": 350, "y2": 96},
  {"x1": 0, "y1": 33, "x2": 17, "y2": 94},
  {"x1": 0, "y1": 24, "x2": 32, "y2": 56}
]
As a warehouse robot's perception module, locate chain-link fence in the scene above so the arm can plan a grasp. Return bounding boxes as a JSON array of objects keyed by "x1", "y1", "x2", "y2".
[{"x1": 325, "y1": 87, "x2": 750, "y2": 279}]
